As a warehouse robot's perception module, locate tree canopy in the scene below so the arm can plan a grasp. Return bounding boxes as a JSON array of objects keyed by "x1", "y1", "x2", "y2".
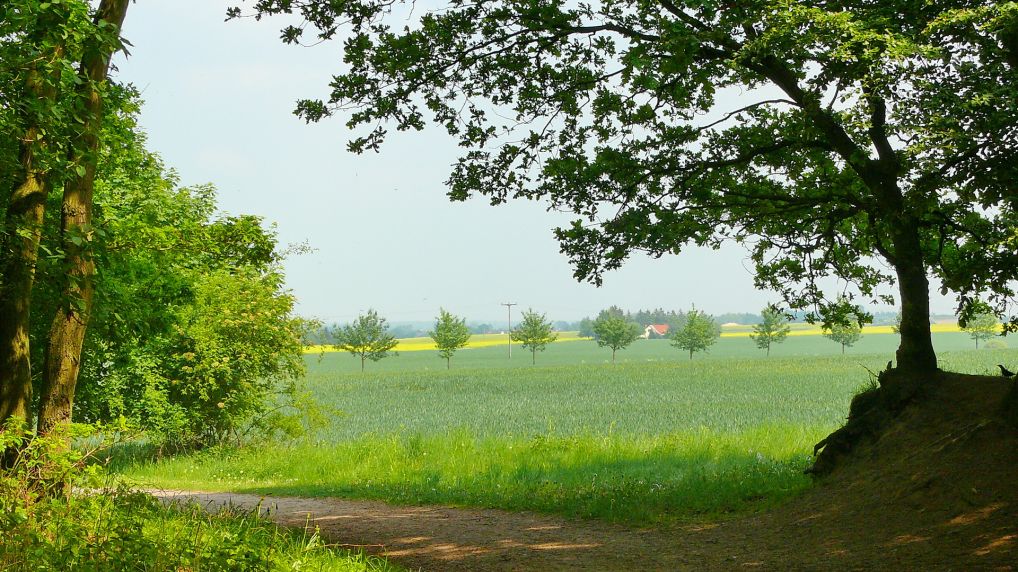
[
  {"x1": 333, "y1": 310, "x2": 399, "y2": 371},
  {"x1": 511, "y1": 309, "x2": 558, "y2": 364},
  {"x1": 239, "y1": 0, "x2": 1018, "y2": 377},
  {"x1": 670, "y1": 309, "x2": 718, "y2": 359},
  {"x1": 429, "y1": 308, "x2": 472, "y2": 368},
  {"x1": 592, "y1": 313, "x2": 641, "y2": 363},
  {"x1": 823, "y1": 321, "x2": 863, "y2": 354},
  {"x1": 962, "y1": 311, "x2": 1000, "y2": 349},
  {"x1": 750, "y1": 305, "x2": 791, "y2": 356}
]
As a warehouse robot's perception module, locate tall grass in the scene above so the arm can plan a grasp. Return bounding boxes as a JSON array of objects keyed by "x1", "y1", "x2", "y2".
[{"x1": 118, "y1": 337, "x2": 1018, "y2": 525}]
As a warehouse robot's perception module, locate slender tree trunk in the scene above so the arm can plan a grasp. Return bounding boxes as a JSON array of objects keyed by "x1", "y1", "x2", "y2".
[
  {"x1": 612, "y1": 348, "x2": 616, "y2": 364},
  {"x1": 0, "y1": 25, "x2": 67, "y2": 426},
  {"x1": 689, "y1": 349, "x2": 693, "y2": 360},
  {"x1": 361, "y1": 355, "x2": 365, "y2": 372},
  {"x1": 0, "y1": 149, "x2": 49, "y2": 425},
  {"x1": 842, "y1": 343, "x2": 846, "y2": 355},
  {"x1": 446, "y1": 356, "x2": 450, "y2": 369},
  {"x1": 36, "y1": 0, "x2": 130, "y2": 436},
  {"x1": 532, "y1": 348, "x2": 536, "y2": 365}
]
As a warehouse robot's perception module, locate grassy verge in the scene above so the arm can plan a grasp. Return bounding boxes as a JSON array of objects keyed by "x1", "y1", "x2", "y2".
[
  {"x1": 120, "y1": 426, "x2": 817, "y2": 525},
  {"x1": 116, "y1": 345, "x2": 1018, "y2": 526},
  {"x1": 0, "y1": 487, "x2": 399, "y2": 571}
]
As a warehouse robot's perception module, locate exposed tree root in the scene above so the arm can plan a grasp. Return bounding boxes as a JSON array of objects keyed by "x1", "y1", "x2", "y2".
[{"x1": 809, "y1": 367, "x2": 935, "y2": 477}]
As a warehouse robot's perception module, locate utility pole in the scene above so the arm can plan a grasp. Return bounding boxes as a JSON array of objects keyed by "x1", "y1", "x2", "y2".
[{"x1": 501, "y1": 302, "x2": 517, "y2": 358}]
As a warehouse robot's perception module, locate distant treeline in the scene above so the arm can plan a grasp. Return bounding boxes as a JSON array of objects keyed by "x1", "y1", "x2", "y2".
[{"x1": 305, "y1": 308, "x2": 941, "y2": 344}]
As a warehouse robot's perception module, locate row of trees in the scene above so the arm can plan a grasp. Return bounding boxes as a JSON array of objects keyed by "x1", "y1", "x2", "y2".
[
  {"x1": 328, "y1": 302, "x2": 1009, "y2": 370},
  {"x1": 330, "y1": 308, "x2": 561, "y2": 369}
]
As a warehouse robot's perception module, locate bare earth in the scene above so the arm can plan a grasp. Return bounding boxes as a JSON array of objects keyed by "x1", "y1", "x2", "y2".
[{"x1": 151, "y1": 375, "x2": 1018, "y2": 571}]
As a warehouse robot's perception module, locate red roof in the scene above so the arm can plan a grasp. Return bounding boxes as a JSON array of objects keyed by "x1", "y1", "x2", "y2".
[{"x1": 648, "y1": 324, "x2": 670, "y2": 335}]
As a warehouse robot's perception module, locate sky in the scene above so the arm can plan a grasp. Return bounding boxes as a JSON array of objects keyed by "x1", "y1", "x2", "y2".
[{"x1": 111, "y1": 0, "x2": 956, "y2": 324}]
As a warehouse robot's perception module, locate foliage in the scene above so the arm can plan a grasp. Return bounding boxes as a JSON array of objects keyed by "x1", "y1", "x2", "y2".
[
  {"x1": 429, "y1": 308, "x2": 471, "y2": 368},
  {"x1": 592, "y1": 314, "x2": 641, "y2": 363},
  {"x1": 823, "y1": 322, "x2": 863, "y2": 354},
  {"x1": 962, "y1": 312, "x2": 999, "y2": 349},
  {"x1": 13, "y1": 90, "x2": 317, "y2": 451},
  {"x1": 577, "y1": 317, "x2": 595, "y2": 339},
  {"x1": 238, "y1": 0, "x2": 1018, "y2": 372},
  {"x1": 750, "y1": 306, "x2": 792, "y2": 356},
  {"x1": 0, "y1": 423, "x2": 397, "y2": 572},
  {"x1": 511, "y1": 309, "x2": 558, "y2": 364},
  {"x1": 670, "y1": 310, "x2": 719, "y2": 359},
  {"x1": 333, "y1": 310, "x2": 399, "y2": 371}
]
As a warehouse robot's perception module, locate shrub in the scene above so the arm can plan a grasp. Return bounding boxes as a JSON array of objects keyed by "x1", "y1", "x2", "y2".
[{"x1": 0, "y1": 422, "x2": 396, "y2": 571}]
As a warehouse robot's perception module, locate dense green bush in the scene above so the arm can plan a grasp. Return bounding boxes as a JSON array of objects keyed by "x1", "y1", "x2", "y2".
[{"x1": 15, "y1": 88, "x2": 319, "y2": 451}]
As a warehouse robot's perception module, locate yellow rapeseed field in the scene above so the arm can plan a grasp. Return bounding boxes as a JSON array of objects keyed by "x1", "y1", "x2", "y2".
[
  {"x1": 308, "y1": 332, "x2": 586, "y2": 353},
  {"x1": 306, "y1": 323, "x2": 965, "y2": 353}
]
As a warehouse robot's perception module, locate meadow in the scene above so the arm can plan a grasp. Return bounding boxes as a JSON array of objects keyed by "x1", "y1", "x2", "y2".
[{"x1": 119, "y1": 330, "x2": 1017, "y2": 525}]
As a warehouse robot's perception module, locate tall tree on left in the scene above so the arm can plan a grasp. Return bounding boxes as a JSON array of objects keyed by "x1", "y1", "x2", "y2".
[{"x1": 0, "y1": 0, "x2": 130, "y2": 431}]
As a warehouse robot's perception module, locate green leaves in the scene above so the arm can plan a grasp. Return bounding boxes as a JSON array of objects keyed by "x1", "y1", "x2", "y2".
[
  {"x1": 591, "y1": 313, "x2": 641, "y2": 362},
  {"x1": 511, "y1": 309, "x2": 558, "y2": 364},
  {"x1": 429, "y1": 308, "x2": 471, "y2": 367},
  {"x1": 670, "y1": 309, "x2": 718, "y2": 359},
  {"x1": 750, "y1": 305, "x2": 791, "y2": 355},
  {"x1": 332, "y1": 310, "x2": 399, "y2": 371}
]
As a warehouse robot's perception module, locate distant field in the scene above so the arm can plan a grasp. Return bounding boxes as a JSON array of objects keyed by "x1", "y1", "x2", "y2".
[
  {"x1": 120, "y1": 330, "x2": 1016, "y2": 524},
  {"x1": 308, "y1": 322, "x2": 967, "y2": 353},
  {"x1": 307, "y1": 332, "x2": 586, "y2": 354}
]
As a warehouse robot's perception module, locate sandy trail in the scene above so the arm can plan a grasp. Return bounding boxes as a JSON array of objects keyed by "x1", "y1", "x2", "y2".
[{"x1": 149, "y1": 489, "x2": 779, "y2": 571}]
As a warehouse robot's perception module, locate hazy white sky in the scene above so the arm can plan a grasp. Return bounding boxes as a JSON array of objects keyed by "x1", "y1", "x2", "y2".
[{"x1": 111, "y1": 0, "x2": 955, "y2": 323}]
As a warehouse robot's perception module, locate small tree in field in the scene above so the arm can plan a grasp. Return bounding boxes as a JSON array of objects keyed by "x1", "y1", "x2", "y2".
[
  {"x1": 824, "y1": 322, "x2": 863, "y2": 354},
  {"x1": 962, "y1": 312, "x2": 999, "y2": 349},
  {"x1": 332, "y1": 310, "x2": 398, "y2": 371},
  {"x1": 429, "y1": 308, "x2": 471, "y2": 368},
  {"x1": 592, "y1": 314, "x2": 641, "y2": 364},
  {"x1": 511, "y1": 309, "x2": 557, "y2": 365},
  {"x1": 750, "y1": 306, "x2": 791, "y2": 356},
  {"x1": 670, "y1": 309, "x2": 718, "y2": 360}
]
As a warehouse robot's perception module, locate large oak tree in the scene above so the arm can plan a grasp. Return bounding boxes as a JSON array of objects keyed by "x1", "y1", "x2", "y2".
[{"x1": 239, "y1": 0, "x2": 1017, "y2": 383}]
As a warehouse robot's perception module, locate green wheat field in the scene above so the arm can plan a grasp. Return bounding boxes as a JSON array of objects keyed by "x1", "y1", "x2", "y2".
[{"x1": 118, "y1": 332, "x2": 1016, "y2": 524}]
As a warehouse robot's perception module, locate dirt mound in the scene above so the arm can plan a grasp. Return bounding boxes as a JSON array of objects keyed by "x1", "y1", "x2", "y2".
[
  {"x1": 154, "y1": 372, "x2": 1018, "y2": 570},
  {"x1": 779, "y1": 370, "x2": 1018, "y2": 570}
]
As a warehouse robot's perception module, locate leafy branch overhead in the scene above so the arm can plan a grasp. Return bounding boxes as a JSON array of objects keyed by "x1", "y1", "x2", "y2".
[{"x1": 237, "y1": 0, "x2": 1018, "y2": 374}]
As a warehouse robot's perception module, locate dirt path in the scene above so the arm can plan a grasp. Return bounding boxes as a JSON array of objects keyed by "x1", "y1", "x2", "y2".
[
  {"x1": 151, "y1": 488, "x2": 766, "y2": 571},
  {"x1": 150, "y1": 484, "x2": 1014, "y2": 571}
]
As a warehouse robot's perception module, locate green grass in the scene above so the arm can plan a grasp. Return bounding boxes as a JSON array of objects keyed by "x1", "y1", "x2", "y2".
[
  {"x1": 1, "y1": 489, "x2": 401, "y2": 571},
  {"x1": 117, "y1": 333, "x2": 1018, "y2": 525}
]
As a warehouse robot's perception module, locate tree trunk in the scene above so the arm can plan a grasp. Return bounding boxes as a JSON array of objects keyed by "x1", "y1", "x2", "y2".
[
  {"x1": 842, "y1": 343, "x2": 846, "y2": 355},
  {"x1": 689, "y1": 348, "x2": 693, "y2": 360},
  {"x1": 532, "y1": 348, "x2": 536, "y2": 365},
  {"x1": 36, "y1": 0, "x2": 130, "y2": 437},
  {"x1": 361, "y1": 355, "x2": 365, "y2": 371},
  {"x1": 0, "y1": 25, "x2": 67, "y2": 426},
  {"x1": 0, "y1": 163, "x2": 48, "y2": 426},
  {"x1": 890, "y1": 223, "x2": 938, "y2": 374},
  {"x1": 612, "y1": 348, "x2": 616, "y2": 364},
  {"x1": 446, "y1": 356, "x2": 450, "y2": 369}
]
